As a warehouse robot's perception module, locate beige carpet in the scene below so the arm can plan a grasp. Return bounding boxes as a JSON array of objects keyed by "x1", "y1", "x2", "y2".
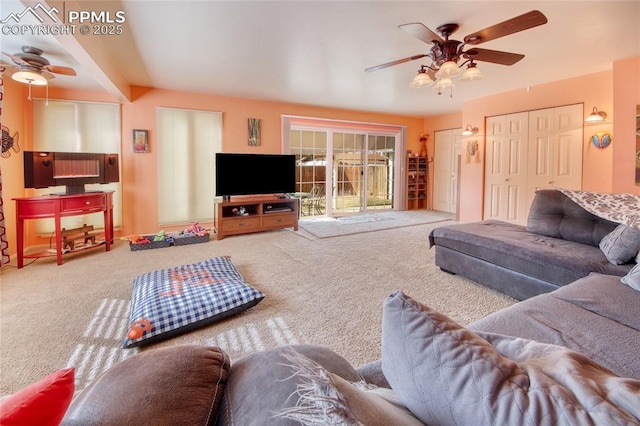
[{"x1": 0, "y1": 217, "x2": 515, "y2": 395}]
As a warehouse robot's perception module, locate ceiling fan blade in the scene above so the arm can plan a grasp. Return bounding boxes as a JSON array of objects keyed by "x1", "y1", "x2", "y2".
[
  {"x1": 43, "y1": 65, "x2": 77, "y2": 76},
  {"x1": 398, "y1": 22, "x2": 444, "y2": 45},
  {"x1": 464, "y1": 48, "x2": 525, "y2": 66},
  {"x1": 365, "y1": 54, "x2": 428, "y2": 72},
  {"x1": 2, "y1": 51, "x2": 28, "y2": 66},
  {"x1": 463, "y1": 10, "x2": 547, "y2": 45},
  {"x1": 42, "y1": 70, "x2": 56, "y2": 80}
]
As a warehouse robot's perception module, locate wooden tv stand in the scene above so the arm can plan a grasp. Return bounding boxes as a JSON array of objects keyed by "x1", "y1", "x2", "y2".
[{"x1": 214, "y1": 195, "x2": 298, "y2": 240}]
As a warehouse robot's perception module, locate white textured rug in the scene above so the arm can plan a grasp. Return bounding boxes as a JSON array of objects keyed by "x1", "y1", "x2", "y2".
[{"x1": 299, "y1": 210, "x2": 455, "y2": 238}]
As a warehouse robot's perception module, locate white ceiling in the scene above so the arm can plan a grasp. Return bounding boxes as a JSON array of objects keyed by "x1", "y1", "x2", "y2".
[{"x1": 1, "y1": 1, "x2": 639, "y2": 117}]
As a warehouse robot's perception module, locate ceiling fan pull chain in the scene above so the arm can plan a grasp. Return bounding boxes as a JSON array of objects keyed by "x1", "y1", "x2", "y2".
[{"x1": 27, "y1": 82, "x2": 32, "y2": 101}]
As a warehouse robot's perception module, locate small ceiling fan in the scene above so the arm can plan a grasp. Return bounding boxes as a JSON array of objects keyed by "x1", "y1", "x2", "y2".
[
  {"x1": 365, "y1": 10, "x2": 548, "y2": 94},
  {"x1": 2, "y1": 45, "x2": 77, "y2": 86}
]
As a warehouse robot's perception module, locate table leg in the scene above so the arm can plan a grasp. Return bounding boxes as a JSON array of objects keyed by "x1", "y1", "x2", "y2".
[
  {"x1": 17, "y1": 217, "x2": 24, "y2": 269},
  {"x1": 54, "y1": 215, "x2": 63, "y2": 265},
  {"x1": 104, "y1": 208, "x2": 112, "y2": 251}
]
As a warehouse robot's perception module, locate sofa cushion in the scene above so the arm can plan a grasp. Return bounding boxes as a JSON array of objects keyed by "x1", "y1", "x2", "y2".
[
  {"x1": 381, "y1": 290, "x2": 640, "y2": 425},
  {"x1": 469, "y1": 273, "x2": 640, "y2": 380},
  {"x1": 273, "y1": 350, "x2": 422, "y2": 425},
  {"x1": 622, "y1": 263, "x2": 640, "y2": 291},
  {"x1": 123, "y1": 256, "x2": 264, "y2": 348},
  {"x1": 62, "y1": 345, "x2": 230, "y2": 426},
  {"x1": 217, "y1": 345, "x2": 362, "y2": 426},
  {"x1": 429, "y1": 220, "x2": 632, "y2": 287},
  {"x1": 0, "y1": 368, "x2": 75, "y2": 426},
  {"x1": 526, "y1": 189, "x2": 618, "y2": 246},
  {"x1": 599, "y1": 224, "x2": 640, "y2": 264}
]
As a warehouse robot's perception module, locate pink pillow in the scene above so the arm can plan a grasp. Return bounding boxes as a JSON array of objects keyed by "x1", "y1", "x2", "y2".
[{"x1": 0, "y1": 368, "x2": 75, "y2": 426}]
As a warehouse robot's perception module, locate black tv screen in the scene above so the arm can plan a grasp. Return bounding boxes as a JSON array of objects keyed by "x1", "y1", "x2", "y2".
[{"x1": 215, "y1": 153, "x2": 296, "y2": 197}]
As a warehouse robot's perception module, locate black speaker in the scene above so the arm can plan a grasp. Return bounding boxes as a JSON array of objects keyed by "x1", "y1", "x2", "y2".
[
  {"x1": 103, "y1": 154, "x2": 119, "y2": 183},
  {"x1": 24, "y1": 151, "x2": 55, "y2": 188}
]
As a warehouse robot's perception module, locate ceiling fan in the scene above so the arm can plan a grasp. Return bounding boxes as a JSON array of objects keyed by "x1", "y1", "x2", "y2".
[
  {"x1": 365, "y1": 10, "x2": 548, "y2": 95},
  {"x1": 2, "y1": 46, "x2": 77, "y2": 86}
]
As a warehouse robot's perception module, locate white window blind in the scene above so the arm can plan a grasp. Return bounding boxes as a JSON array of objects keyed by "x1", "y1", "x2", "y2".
[
  {"x1": 156, "y1": 108, "x2": 222, "y2": 225},
  {"x1": 32, "y1": 99, "x2": 122, "y2": 233}
]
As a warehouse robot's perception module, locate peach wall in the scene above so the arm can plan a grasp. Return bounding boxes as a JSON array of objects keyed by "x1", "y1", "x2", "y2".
[
  {"x1": 0, "y1": 78, "x2": 29, "y2": 258},
  {"x1": 121, "y1": 87, "x2": 424, "y2": 235},
  {"x1": 458, "y1": 70, "x2": 615, "y2": 222},
  {"x1": 3, "y1": 83, "x2": 424, "y2": 253},
  {"x1": 612, "y1": 57, "x2": 640, "y2": 195}
]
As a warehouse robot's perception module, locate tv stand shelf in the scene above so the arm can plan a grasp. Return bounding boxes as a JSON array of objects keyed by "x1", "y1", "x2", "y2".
[{"x1": 214, "y1": 195, "x2": 298, "y2": 240}]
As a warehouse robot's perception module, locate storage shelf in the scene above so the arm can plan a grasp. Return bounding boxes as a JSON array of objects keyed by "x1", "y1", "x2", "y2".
[
  {"x1": 214, "y1": 195, "x2": 299, "y2": 240},
  {"x1": 406, "y1": 154, "x2": 429, "y2": 210}
]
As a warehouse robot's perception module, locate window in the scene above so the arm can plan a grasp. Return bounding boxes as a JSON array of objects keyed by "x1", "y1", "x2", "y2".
[
  {"x1": 32, "y1": 99, "x2": 121, "y2": 233},
  {"x1": 156, "y1": 108, "x2": 222, "y2": 225}
]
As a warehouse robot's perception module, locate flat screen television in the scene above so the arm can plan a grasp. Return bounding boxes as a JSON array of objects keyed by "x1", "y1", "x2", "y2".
[{"x1": 215, "y1": 153, "x2": 296, "y2": 199}]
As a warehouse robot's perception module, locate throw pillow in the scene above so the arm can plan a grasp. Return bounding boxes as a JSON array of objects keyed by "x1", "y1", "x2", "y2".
[
  {"x1": 217, "y1": 344, "x2": 365, "y2": 425},
  {"x1": 62, "y1": 345, "x2": 230, "y2": 425},
  {"x1": 0, "y1": 368, "x2": 74, "y2": 426},
  {"x1": 381, "y1": 290, "x2": 640, "y2": 425},
  {"x1": 599, "y1": 224, "x2": 640, "y2": 265},
  {"x1": 621, "y1": 263, "x2": 640, "y2": 291},
  {"x1": 275, "y1": 350, "x2": 423, "y2": 426},
  {"x1": 122, "y1": 256, "x2": 265, "y2": 348}
]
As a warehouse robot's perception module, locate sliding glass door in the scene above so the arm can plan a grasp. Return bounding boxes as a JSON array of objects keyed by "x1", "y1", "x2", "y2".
[{"x1": 289, "y1": 125, "x2": 400, "y2": 217}]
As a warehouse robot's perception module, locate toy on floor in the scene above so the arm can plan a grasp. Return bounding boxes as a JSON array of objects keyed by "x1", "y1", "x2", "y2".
[
  {"x1": 172, "y1": 222, "x2": 209, "y2": 238},
  {"x1": 127, "y1": 318, "x2": 153, "y2": 339},
  {"x1": 121, "y1": 234, "x2": 151, "y2": 245}
]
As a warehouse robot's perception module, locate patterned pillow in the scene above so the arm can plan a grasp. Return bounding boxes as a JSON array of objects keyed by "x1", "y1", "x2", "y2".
[
  {"x1": 599, "y1": 224, "x2": 640, "y2": 265},
  {"x1": 621, "y1": 263, "x2": 640, "y2": 291},
  {"x1": 123, "y1": 256, "x2": 264, "y2": 348}
]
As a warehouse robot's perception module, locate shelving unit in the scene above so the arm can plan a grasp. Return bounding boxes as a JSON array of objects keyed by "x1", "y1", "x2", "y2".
[
  {"x1": 214, "y1": 195, "x2": 299, "y2": 240},
  {"x1": 406, "y1": 154, "x2": 429, "y2": 210}
]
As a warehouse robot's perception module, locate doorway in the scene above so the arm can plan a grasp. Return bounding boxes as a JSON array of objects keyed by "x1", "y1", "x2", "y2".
[{"x1": 289, "y1": 126, "x2": 400, "y2": 217}]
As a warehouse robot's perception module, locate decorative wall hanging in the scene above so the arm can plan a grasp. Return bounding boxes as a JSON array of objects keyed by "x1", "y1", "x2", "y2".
[
  {"x1": 1, "y1": 125, "x2": 20, "y2": 158},
  {"x1": 419, "y1": 133, "x2": 429, "y2": 157},
  {"x1": 248, "y1": 118, "x2": 261, "y2": 146},
  {"x1": 133, "y1": 129, "x2": 149, "y2": 153},
  {"x1": 590, "y1": 132, "x2": 612, "y2": 150},
  {"x1": 466, "y1": 140, "x2": 479, "y2": 163}
]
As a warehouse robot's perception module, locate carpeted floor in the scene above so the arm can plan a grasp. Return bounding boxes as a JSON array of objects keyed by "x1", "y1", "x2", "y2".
[{"x1": 0, "y1": 216, "x2": 515, "y2": 395}]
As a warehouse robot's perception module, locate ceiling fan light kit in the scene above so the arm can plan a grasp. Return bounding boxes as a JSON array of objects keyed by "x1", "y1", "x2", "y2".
[
  {"x1": 366, "y1": 10, "x2": 548, "y2": 98},
  {"x1": 11, "y1": 70, "x2": 48, "y2": 86},
  {"x1": 409, "y1": 67, "x2": 434, "y2": 88},
  {"x1": 460, "y1": 63, "x2": 484, "y2": 82}
]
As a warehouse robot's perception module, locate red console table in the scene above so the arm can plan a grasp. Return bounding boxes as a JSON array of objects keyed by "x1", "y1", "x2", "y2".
[{"x1": 13, "y1": 191, "x2": 114, "y2": 268}]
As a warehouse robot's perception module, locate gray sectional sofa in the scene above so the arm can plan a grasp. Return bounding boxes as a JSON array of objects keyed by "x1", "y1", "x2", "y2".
[{"x1": 428, "y1": 189, "x2": 634, "y2": 300}]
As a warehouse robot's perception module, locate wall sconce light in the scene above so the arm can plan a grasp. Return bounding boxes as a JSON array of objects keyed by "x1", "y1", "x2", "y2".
[
  {"x1": 585, "y1": 106, "x2": 607, "y2": 123},
  {"x1": 461, "y1": 124, "x2": 478, "y2": 136}
]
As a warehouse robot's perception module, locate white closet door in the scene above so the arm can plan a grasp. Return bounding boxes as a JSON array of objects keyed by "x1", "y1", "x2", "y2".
[
  {"x1": 527, "y1": 104, "x2": 583, "y2": 199},
  {"x1": 433, "y1": 128, "x2": 461, "y2": 213},
  {"x1": 484, "y1": 112, "x2": 529, "y2": 222}
]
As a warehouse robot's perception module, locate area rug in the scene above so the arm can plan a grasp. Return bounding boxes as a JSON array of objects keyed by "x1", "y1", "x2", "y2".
[{"x1": 299, "y1": 210, "x2": 455, "y2": 239}]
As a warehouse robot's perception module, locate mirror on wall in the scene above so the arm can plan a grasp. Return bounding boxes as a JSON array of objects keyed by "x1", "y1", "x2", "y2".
[{"x1": 637, "y1": 105, "x2": 640, "y2": 185}]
